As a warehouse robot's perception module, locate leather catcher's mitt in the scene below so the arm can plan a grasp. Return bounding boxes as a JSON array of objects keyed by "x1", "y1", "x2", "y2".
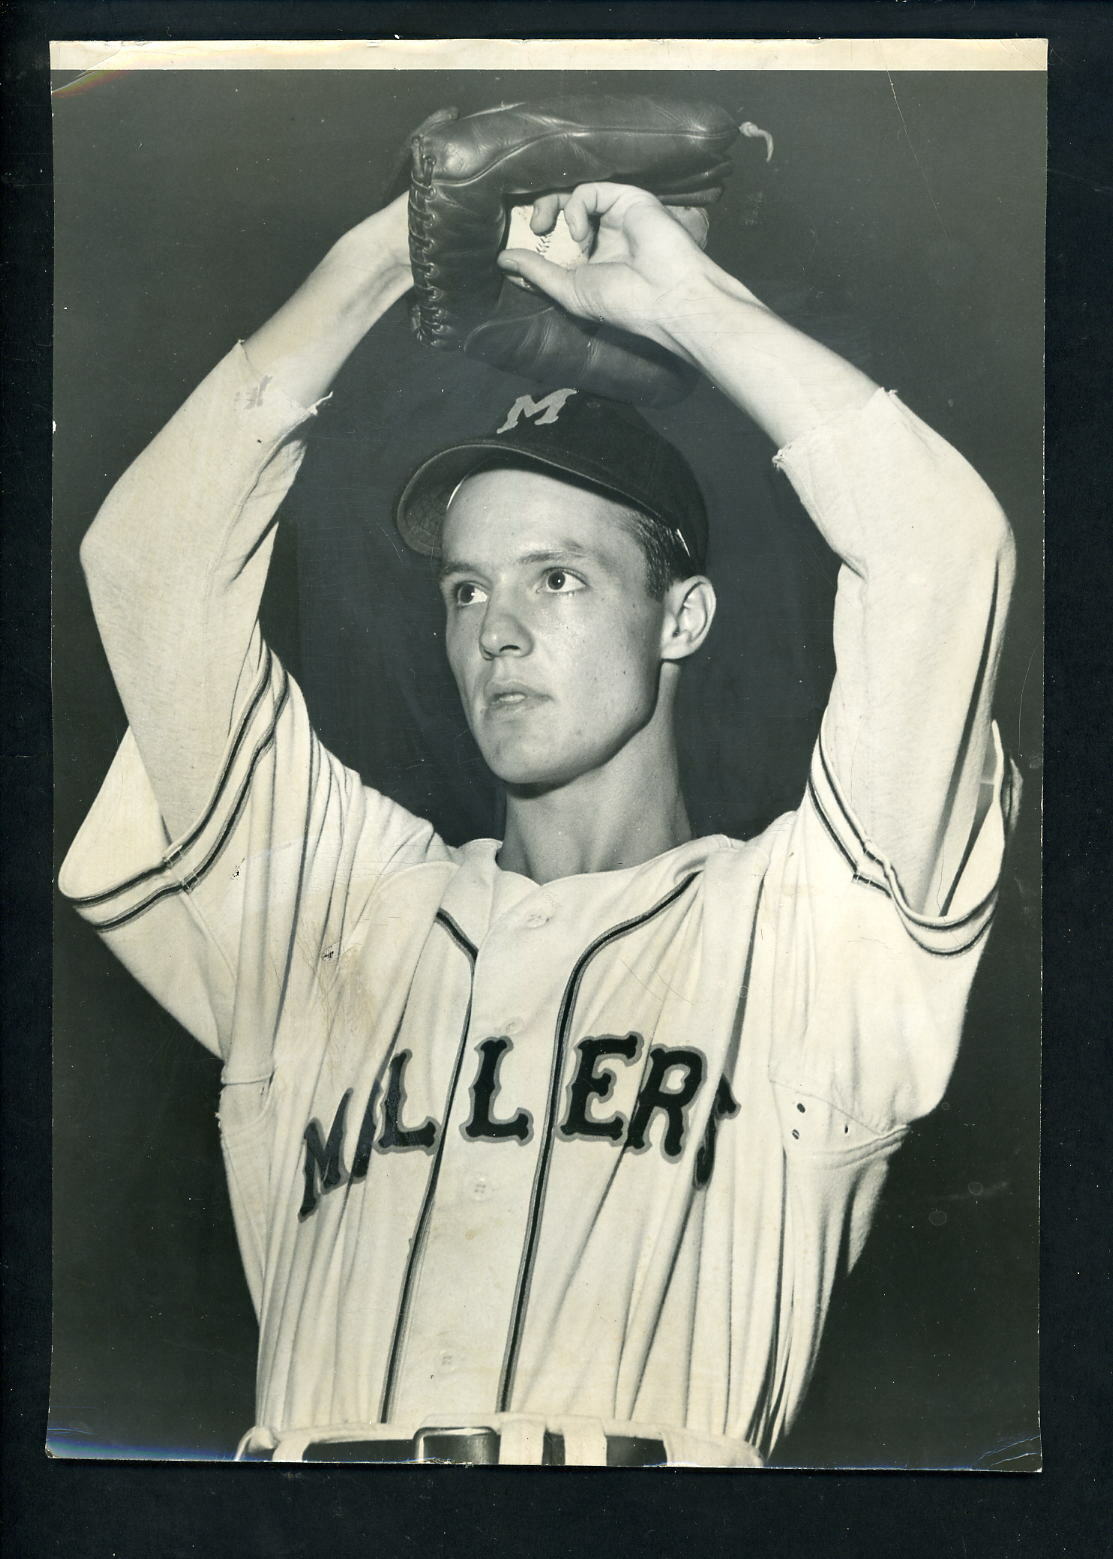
[{"x1": 406, "y1": 96, "x2": 740, "y2": 406}]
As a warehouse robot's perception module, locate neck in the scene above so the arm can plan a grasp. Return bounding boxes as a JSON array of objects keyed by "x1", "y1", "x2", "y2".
[{"x1": 496, "y1": 715, "x2": 693, "y2": 885}]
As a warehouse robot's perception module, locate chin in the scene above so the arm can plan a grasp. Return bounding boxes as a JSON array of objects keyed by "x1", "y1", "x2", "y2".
[
  {"x1": 480, "y1": 734, "x2": 620, "y2": 794},
  {"x1": 485, "y1": 753, "x2": 572, "y2": 792}
]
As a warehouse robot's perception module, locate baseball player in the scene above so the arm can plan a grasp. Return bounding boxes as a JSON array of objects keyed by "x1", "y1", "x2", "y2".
[{"x1": 60, "y1": 171, "x2": 1017, "y2": 1466}]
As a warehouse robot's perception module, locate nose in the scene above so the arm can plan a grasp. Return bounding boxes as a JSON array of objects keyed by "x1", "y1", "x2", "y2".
[{"x1": 478, "y1": 592, "x2": 533, "y2": 660}]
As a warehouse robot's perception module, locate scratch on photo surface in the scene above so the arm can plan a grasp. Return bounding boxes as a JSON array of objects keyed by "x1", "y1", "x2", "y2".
[
  {"x1": 885, "y1": 72, "x2": 950, "y2": 242},
  {"x1": 1048, "y1": 167, "x2": 1113, "y2": 197},
  {"x1": 1016, "y1": 644, "x2": 1038, "y2": 753},
  {"x1": 977, "y1": 1430, "x2": 1042, "y2": 1465}
]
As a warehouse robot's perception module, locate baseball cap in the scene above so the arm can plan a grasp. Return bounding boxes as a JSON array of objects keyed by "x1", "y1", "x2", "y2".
[{"x1": 395, "y1": 387, "x2": 708, "y2": 571}]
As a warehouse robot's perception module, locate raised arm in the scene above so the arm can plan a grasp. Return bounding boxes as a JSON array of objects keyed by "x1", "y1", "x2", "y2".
[
  {"x1": 79, "y1": 196, "x2": 412, "y2": 839},
  {"x1": 501, "y1": 184, "x2": 1014, "y2": 913}
]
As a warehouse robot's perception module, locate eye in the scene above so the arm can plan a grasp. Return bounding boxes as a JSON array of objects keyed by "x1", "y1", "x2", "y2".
[
  {"x1": 541, "y1": 568, "x2": 582, "y2": 594},
  {"x1": 449, "y1": 581, "x2": 488, "y2": 608}
]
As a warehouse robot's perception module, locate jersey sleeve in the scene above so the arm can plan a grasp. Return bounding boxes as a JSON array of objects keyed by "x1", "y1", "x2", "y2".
[
  {"x1": 762, "y1": 724, "x2": 1019, "y2": 1147},
  {"x1": 60, "y1": 342, "x2": 453, "y2": 1077},
  {"x1": 74, "y1": 343, "x2": 330, "y2": 839},
  {"x1": 759, "y1": 389, "x2": 1021, "y2": 1143},
  {"x1": 773, "y1": 388, "x2": 1016, "y2": 918},
  {"x1": 59, "y1": 641, "x2": 451, "y2": 1076}
]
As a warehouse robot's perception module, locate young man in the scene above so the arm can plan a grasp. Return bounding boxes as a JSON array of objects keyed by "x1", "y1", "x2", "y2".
[{"x1": 60, "y1": 182, "x2": 1017, "y2": 1466}]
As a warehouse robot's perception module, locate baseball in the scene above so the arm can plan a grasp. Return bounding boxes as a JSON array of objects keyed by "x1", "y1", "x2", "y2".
[
  {"x1": 503, "y1": 204, "x2": 592, "y2": 288},
  {"x1": 502, "y1": 202, "x2": 711, "y2": 291}
]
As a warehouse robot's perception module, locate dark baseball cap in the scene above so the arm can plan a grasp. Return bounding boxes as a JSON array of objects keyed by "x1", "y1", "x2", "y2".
[{"x1": 395, "y1": 386, "x2": 708, "y2": 571}]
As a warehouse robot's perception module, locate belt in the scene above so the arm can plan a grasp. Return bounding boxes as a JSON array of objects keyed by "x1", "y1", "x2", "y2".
[{"x1": 242, "y1": 1426, "x2": 667, "y2": 1467}]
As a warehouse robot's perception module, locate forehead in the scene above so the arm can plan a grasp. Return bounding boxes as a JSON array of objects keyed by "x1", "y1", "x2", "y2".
[{"x1": 440, "y1": 465, "x2": 640, "y2": 569}]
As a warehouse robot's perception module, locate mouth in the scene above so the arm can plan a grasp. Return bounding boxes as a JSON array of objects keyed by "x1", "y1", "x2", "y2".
[{"x1": 483, "y1": 682, "x2": 549, "y2": 715}]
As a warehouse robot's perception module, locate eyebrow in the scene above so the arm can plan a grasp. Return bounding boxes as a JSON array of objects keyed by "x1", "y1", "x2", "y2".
[{"x1": 437, "y1": 544, "x2": 594, "y2": 584}]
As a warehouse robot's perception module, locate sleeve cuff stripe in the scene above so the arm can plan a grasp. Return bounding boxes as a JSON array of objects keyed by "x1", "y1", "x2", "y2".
[
  {"x1": 912, "y1": 916, "x2": 994, "y2": 960},
  {"x1": 79, "y1": 665, "x2": 291, "y2": 930},
  {"x1": 68, "y1": 646, "x2": 278, "y2": 908},
  {"x1": 815, "y1": 735, "x2": 887, "y2": 874},
  {"x1": 814, "y1": 728, "x2": 1005, "y2": 934},
  {"x1": 806, "y1": 777, "x2": 889, "y2": 895},
  {"x1": 807, "y1": 736, "x2": 1004, "y2": 957}
]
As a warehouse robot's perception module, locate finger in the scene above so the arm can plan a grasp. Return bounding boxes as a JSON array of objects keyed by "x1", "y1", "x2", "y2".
[
  {"x1": 561, "y1": 183, "x2": 622, "y2": 244},
  {"x1": 529, "y1": 193, "x2": 563, "y2": 235},
  {"x1": 497, "y1": 249, "x2": 585, "y2": 313},
  {"x1": 563, "y1": 181, "x2": 660, "y2": 242}
]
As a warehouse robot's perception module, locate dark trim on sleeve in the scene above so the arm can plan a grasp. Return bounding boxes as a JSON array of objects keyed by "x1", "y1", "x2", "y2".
[
  {"x1": 814, "y1": 731, "x2": 1002, "y2": 933},
  {"x1": 805, "y1": 727, "x2": 1015, "y2": 959},
  {"x1": 89, "y1": 664, "x2": 291, "y2": 931},
  {"x1": 68, "y1": 646, "x2": 278, "y2": 908}
]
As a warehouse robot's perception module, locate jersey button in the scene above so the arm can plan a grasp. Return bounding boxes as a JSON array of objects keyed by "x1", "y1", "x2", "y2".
[
  {"x1": 524, "y1": 909, "x2": 550, "y2": 928},
  {"x1": 504, "y1": 1017, "x2": 522, "y2": 1036},
  {"x1": 471, "y1": 1177, "x2": 490, "y2": 1201}
]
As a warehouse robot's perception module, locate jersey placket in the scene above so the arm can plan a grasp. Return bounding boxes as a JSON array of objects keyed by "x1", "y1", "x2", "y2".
[{"x1": 384, "y1": 885, "x2": 568, "y2": 1423}]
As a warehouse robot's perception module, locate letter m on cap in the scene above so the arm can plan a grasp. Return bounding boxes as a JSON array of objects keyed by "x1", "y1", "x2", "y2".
[{"x1": 497, "y1": 389, "x2": 576, "y2": 436}]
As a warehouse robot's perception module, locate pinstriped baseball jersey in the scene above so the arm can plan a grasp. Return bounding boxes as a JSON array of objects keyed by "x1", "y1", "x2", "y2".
[
  {"x1": 61, "y1": 346, "x2": 1017, "y2": 1463},
  {"x1": 62, "y1": 651, "x2": 1015, "y2": 1461}
]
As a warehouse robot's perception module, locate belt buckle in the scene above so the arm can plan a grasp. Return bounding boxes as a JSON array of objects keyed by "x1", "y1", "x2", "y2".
[{"x1": 413, "y1": 1424, "x2": 499, "y2": 1466}]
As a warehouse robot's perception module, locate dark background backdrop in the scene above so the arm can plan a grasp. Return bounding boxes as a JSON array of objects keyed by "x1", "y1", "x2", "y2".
[{"x1": 50, "y1": 65, "x2": 1043, "y2": 1467}]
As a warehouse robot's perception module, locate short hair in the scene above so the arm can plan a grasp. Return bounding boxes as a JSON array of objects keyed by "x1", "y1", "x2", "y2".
[
  {"x1": 611, "y1": 505, "x2": 695, "y2": 600},
  {"x1": 450, "y1": 458, "x2": 695, "y2": 600}
]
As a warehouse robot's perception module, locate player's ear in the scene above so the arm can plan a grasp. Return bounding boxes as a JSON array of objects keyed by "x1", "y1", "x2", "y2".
[{"x1": 659, "y1": 575, "x2": 716, "y2": 663}]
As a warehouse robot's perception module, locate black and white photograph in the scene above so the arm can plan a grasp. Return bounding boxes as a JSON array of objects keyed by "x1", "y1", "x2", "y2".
[{"x1": 49, "y1": 37, "x2": 1043, "y2": 1471}]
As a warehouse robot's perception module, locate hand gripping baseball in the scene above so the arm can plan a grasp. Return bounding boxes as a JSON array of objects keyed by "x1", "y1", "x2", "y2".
[
  {"x1": 497, "y1": 183, "x2": 719, "y2": 368},
  {"x1": 406, "y1": 95, "x2": 740, "y2": 405}
]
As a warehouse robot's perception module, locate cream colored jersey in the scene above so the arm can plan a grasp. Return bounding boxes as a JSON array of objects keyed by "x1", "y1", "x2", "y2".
[{"x1": 61, "y1": 347, "x2": 1017, "y2": 1465}]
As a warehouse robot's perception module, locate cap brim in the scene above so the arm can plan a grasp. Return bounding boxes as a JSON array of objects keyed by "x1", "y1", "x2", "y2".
[{"x1": 395, "y1": 438, "x2": 677, "y2": 558}]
